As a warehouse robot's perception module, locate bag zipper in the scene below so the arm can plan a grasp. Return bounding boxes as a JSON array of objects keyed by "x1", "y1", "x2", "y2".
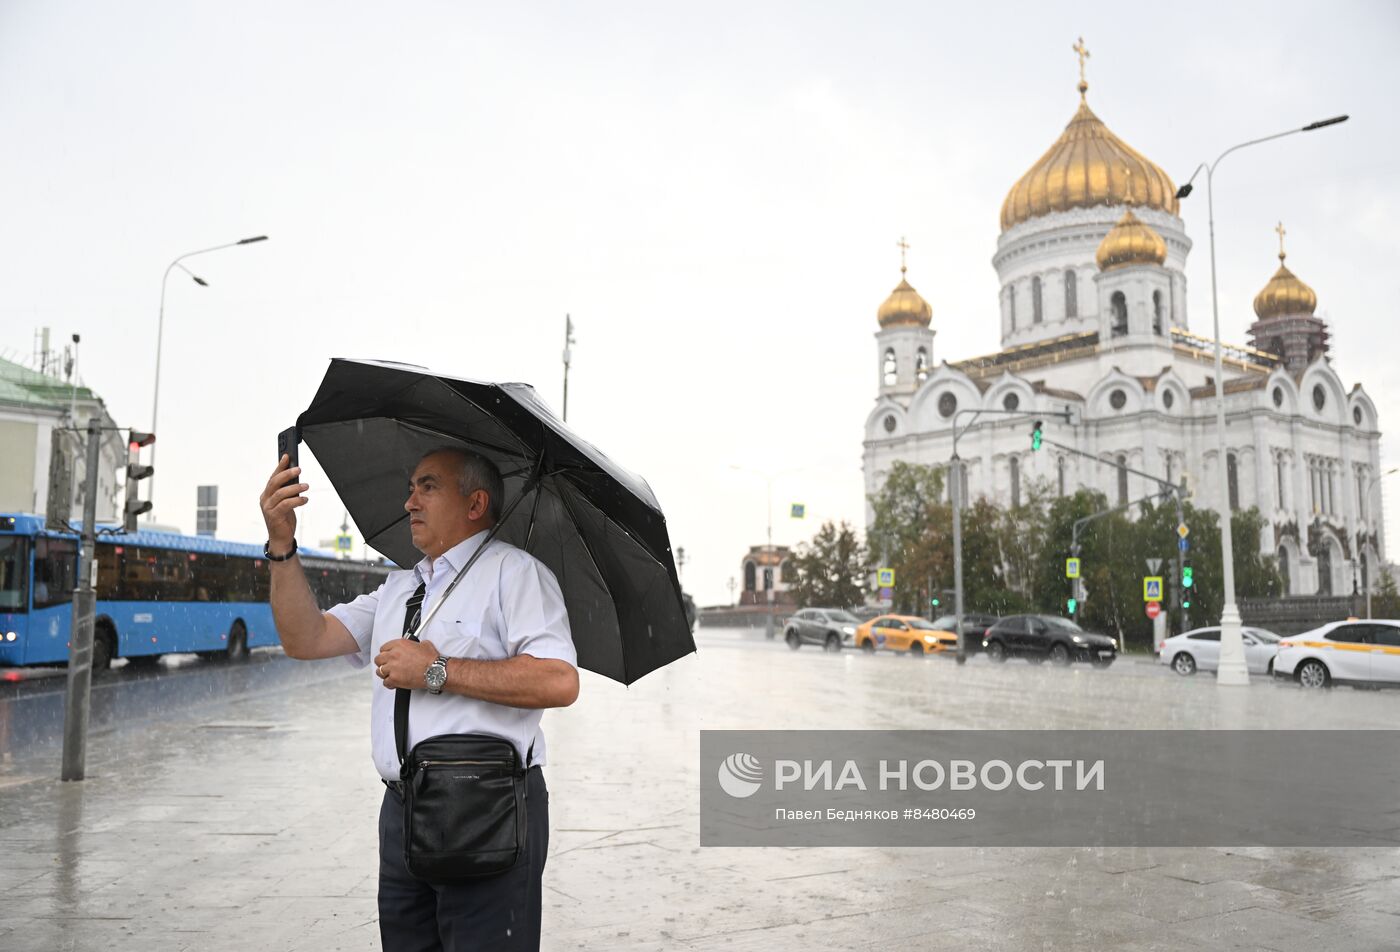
[{"x1": 418, "y1": 759, "x2": 513, "y2": 768}]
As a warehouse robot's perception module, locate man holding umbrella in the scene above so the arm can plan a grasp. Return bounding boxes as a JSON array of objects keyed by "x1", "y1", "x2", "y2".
[{"x1": 260, "y1": 446, "x2": 578, "y2": 951}]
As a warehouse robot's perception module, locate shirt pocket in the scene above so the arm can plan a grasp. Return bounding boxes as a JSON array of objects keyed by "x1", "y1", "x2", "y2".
[{"x1": 427, "y1": 617, "x2": 505, "y2": 661}]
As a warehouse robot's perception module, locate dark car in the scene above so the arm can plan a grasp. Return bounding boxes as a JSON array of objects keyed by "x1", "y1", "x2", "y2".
[
  {"x1": 982, "y1": 614, "x2": 1117, "y2": 667},
  {"x1": 783, "y1": 608, "x2": 861, "y2": 652},
  {"x1": 929, "y1": 613, "x2": 1001, "y2": 654}
]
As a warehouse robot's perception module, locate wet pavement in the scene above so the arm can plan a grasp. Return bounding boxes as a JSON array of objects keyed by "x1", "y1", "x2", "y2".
[{"x1": 1, "y1": 627, "x2": 1397, "y2": 950}]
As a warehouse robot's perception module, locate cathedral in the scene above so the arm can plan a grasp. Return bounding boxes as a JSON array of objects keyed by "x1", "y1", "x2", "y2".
[{"x1": 862, "y1": 50, "x2": 1383, "y2": 598}]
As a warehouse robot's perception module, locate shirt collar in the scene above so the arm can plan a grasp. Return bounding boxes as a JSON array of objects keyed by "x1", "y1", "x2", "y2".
[{"x1": 412, "y1": 530, "x2": 492, "y2": 586}]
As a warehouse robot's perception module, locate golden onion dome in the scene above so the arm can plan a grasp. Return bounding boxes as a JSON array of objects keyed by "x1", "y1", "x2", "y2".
[
  {"x1": 877, "y1": 267, "x2": 933, "y2": 328},
  {"x1": 1000, "y1": 96, "x2": 1179, "y2": 232},
  {"x1": 1253, "y1": 248, "x2": 1317, "y2": 319},
  {"x1": 1095, "y1": 209, "x2": 1167, "y2": 271}
]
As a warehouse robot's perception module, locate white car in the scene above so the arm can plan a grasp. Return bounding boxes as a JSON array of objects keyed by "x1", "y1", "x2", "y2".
[
  {"x1": 1275, "y1": 620, "x2": 1400, "y2": 689},
  {"x1": 1157, "y1": 626, "x2": 1281, "y2": 676}
]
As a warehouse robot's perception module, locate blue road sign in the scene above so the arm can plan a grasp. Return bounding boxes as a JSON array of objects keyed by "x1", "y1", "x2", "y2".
[{"x1": 1179, "y1": 538, "x2": 1189, "y2": 552}]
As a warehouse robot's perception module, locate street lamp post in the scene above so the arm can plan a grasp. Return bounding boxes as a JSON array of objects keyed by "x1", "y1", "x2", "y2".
[
  {"x1": 1365, "y1": 467, "x2": 1398, "y2": 618},
  {"x1": 149, "y1": 235, "x2": 268, "y2": 520},
  {"x1": 1175, "y1": 114, "x2": 1347, "y2": 687}
]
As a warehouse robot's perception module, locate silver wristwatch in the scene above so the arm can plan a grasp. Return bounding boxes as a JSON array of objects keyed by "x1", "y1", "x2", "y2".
[{"x1": 425, "y1": 656, "x2": 449, "y2": 694}]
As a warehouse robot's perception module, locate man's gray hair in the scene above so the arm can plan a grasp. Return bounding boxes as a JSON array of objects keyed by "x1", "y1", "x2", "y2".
[{"x1": 420, "y1": 447, "x2": 505, "y2": 523}]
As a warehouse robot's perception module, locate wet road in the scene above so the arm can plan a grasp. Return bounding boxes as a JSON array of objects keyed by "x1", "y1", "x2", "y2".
[{"x1": 0, "y1": 649, "x2": 354, "y2": 775}]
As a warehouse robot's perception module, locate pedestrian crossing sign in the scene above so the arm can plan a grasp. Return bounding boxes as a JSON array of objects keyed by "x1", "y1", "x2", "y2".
[
  {"x1": 1143, "y1": 576, "x2": 1163, "y2": 601},
  {"x1": 877, "y1": 568, "x2": 895, "y2": 587},
  {"x1": 1065, "y1": 557, "x2": 1080, "y2": 579},
  {"x1": 791, "y1": 503, "x2": 805, "y2": 519},
  {"x1": 336, "y1": 534, "x2": 353, "y2": 552}
]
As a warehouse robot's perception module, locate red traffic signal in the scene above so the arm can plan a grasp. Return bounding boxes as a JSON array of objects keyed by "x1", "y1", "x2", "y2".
[{"x1": 128, "y1": 430, "x2": 155, "y2": 450}]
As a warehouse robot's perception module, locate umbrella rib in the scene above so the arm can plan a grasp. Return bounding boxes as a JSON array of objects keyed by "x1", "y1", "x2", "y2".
[{"x1": 552, "y1": 480, "x2": 630, "y2": 686}]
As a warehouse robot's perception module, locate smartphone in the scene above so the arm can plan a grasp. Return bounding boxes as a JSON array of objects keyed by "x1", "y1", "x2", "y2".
[{"x1": 277, "y1": 426, "x2": 300, "y2": 469}]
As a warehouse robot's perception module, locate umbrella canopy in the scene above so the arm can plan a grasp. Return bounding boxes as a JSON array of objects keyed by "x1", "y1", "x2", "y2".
[{"x1": 296, "y1": 358, "x2": 695, "y2": 685}]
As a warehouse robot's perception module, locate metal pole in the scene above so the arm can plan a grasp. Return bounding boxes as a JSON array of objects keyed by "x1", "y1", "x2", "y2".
[
  {"x1": 765, "y1": 474, "x2": 775, "y2": 640},
  {"x1": 1174, "y1": 490, "x2": 1189, "y2": 632},
  {"x1": 952, "y1": 455, "x2": 966, "y2": 664},
  {"x1": 149, "y1": 236, "x2": 267, "y2": 520},
  {"x1": 1204, "y1": 167, "x2": 1249, "y2": 687},
  {"x1": 60, "y1": 416, "x2": 102, "y2": 781},
  {"x1": 562, "y1": 314, "x2": 574, "y2": 423},
  {"x1": 1365, "y1": 468, "x2": 1397, "y2": 618}
]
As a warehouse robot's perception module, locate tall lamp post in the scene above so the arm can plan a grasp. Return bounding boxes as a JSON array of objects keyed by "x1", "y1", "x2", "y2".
[
  {"x1": 1365, "y1": 467, "x2": 1398, "y2": 618},
  {"x1": 1175, "y1": 114, "x2": 1347, "y2": 687},
  {"x1": 149, "y1": 235, "x2": 268, "y2": 520}
]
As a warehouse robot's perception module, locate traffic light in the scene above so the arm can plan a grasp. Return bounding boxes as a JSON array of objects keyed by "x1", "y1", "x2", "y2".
[
  {"x1": 1182, "y1": 565, "x2": 1193, "y2": 588},
  {"x1": 1066, "y1": 596, "x2": 1078, "y2": 615},
  {"x1": 124, "y1": 430, "x2": 155, "y2": 532},
  {"x1": 930, "y1": 596, "x2": 941, "y2": 607},
  {"x1": 1030, "y1": 420, "x2": 1043, "y2": 451}
]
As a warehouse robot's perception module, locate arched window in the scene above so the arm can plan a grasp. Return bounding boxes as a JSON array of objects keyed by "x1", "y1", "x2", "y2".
[
  {"x1": 1110, "y1": 292, "x2": 1128, "y2": 337},
  {"x1": 915, "y1": 347, "x2": 929, "y2": 383},
  {"x1": 1276, "y1": 455, "x2": 1287, "y2": 509},
  {"x1": 1116, "y1": 454, "x2": 1128, "y2": 505},
  {"x1": 1227, "y1": 453, "x2": 1240, "y2": 511},
  {"x1": 1152, "y1": 290, "x2": 1164, "y2": 335},
  {"x1": 1317, "y1": 545, "x2": 1333, "y2": 596},
  {"x1": 1032, "y1": 276, "x2": 1043, "y2": 324},
  {"x1": 780, "y1": 559, "x2": 796, "y2": 584},
  {"x1": 1010, "y1": 456, "x2": 1021, "y2": 508},
  {"x1": 882, "y1": 348, "x2": 897, "y2": 387},
  {"x1": 1007, "y1": 284, "x2": 1016, "y2": 329},
  {"x1": 743, "y1": 560, "x2": 756, "y2": 593},
  {"x1": 1056, "y1": 456, "x2": 1066, "y2": 497},
  {"x1": 1278, "y1": 547, "x2": 1290, "y2": 595},
  {"x1": 1165, "y1": 454, "x2": 1174, "y2": 487},
  {"x1": 1064, "y1": 270, "x2": 1078, "y2": 318}
]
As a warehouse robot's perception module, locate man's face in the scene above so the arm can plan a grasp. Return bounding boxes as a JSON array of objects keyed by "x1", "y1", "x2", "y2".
[{"x1": 404, "y1": 452, "x2": 483, "y2": 558}]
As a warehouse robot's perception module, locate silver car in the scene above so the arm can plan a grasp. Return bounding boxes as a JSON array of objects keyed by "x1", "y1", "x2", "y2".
[{"x1": 1158, "y1": 626, "x2": 1281, "y2": 676}]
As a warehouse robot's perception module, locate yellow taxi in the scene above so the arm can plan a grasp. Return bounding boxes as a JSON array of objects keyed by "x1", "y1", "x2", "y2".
[{"x1": 854, "y1": 614, "x2": 957, "y2": 655}]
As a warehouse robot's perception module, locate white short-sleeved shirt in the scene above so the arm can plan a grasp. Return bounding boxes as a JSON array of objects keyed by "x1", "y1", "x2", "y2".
[{"x1": 327, "y1": 531, "x2": 576, "y2": 782}]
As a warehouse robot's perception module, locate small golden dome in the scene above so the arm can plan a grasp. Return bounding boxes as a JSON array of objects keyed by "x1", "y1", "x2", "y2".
[
  {"x1": 1253, "y1": 257, "x2": 1317, "y2": 319},
  {"x1": 1095, "y1": 209, "x2": 1167, "y2": 271},
  {"x1": 1001, "y1": 98, "x2": 1179, "y2": 232},
  {"x1": 878, "y1": 268, "x2": 933, "y2": 328}
]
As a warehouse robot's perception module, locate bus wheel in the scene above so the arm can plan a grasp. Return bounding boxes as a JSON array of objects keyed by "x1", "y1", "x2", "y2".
[
  {"x1": 226, "y1": 621, "x2": 249, "y2": 662},
  {"x1": 93, "y1": 623, "x2": 115, "y2": 673}
]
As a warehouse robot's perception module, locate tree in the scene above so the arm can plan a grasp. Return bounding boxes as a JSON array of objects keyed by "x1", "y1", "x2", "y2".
[
  {"x1": 1231, "y1": 507, "x2": 1284, "y2": 598},
  {"x1": 790, "y1": 520, "x2": 869, "y2": 609},
  {"x1": 1372, "y1": 568, "x2": 1400, "y2": 619}
]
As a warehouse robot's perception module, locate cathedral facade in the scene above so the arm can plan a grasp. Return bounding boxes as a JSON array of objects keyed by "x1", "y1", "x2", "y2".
[{"x1": 862, "y1": 66, "x2": 1383, "y2": 598}]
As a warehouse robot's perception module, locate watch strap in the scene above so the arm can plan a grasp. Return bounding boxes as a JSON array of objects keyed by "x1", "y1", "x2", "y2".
[{"x1": 263, "y1": 539, "x2": 298, "y2": 562}]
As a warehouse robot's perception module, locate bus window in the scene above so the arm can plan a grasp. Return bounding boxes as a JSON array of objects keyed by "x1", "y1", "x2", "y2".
[
  {"x1": 192, "y1": 552, "x2": 230, "y2": 602},
  {"x1": 34, "y1": 537, "x2": 78, "y2": 609},
  {"x1": 96, "y1": 544, "x2": 121, "y2": 598},
  {"x1": 0, "y1": 536, "x2": 28, "y2": 611}
]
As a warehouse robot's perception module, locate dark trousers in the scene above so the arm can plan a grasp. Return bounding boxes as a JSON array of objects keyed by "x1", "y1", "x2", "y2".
[{"x1": 378, "y1": 766, "x2": 549, "y2": 952}]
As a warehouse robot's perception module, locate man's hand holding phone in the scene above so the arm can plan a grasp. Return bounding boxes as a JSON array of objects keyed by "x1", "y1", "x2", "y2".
[{"x1": 260, "y1": 453, "x2": 308, "y2": 552}]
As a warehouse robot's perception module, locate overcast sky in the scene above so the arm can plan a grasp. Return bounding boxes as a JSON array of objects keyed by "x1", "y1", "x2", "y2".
[{"x1": 1, "y1": 1, "x2": 1397, "y2": 606}]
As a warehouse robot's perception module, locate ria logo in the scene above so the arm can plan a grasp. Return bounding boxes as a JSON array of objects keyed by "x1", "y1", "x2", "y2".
[{"x1": 718, "y1": 752, "x2": 763, "y2": 798}]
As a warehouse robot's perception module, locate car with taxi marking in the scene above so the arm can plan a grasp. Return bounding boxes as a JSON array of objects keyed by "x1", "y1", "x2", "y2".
[
  {"x1": 1274, "y1": 619, "x2": 1400, "y2": 689},
  {"x1": 854, "y1": 614, "x2": 955, "y2": 655}
]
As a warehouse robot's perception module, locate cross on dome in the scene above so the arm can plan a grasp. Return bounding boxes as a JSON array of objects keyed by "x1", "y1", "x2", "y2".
[
  {"x1": 897, "y1": 236, "x2": 910, "y2": 275},
  {"x1": 1276, "y1": 221, "x2": 1287, "y2": 261},
  {"x1": 1072, "y1": 37, "x2": 1090, "y2": 98}
]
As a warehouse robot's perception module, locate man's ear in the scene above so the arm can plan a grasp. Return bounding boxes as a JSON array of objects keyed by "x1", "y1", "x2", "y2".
[{"x1": 469, "y1": 489, "x2": 490, "y2": 521}]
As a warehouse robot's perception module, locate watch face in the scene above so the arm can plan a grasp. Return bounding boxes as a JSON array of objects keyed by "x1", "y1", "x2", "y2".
[{"x1": 426, "y1": 660, "x2": 448, "y2": 692}]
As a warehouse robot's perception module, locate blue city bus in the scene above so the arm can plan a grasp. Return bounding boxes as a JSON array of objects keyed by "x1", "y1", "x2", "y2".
[{"x1": 0, "y1": 513, "x2": 390, "y2": 670}]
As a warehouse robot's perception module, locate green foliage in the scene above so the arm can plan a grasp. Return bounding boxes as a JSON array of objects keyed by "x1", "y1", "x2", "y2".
[
  {"x1": 1232, "y1": 507, "x2": 1285, "y2": 598},
  {"x1": 1372, "y1": 568, "x2": 1400, "y2": 619},
  {"x1": 789, "y1": 520, "x2": 869, "y2": 609}
]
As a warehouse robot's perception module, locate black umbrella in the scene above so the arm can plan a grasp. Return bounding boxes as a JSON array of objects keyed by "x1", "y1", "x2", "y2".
[{"x1": 295, "y1": 358, "x2": 695, "y2": 685}]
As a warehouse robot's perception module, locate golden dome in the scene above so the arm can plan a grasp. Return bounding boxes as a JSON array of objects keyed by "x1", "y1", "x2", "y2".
[
  {"x1": 1095, "y1": 209, "x2": 1167, "y2": 271},
  {"x1": 1253, "y1": 241, "x2": 1317, "y2": 318},
  {"x1": 878, "y1": 267, "x2": 933, "y2": 328},
  {"x1": 1000, "y1": 97, "x2": 1179, "y2": 232}
]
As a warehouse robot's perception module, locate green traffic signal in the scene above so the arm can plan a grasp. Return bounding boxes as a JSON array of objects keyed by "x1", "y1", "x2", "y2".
[
  {"x1": 1066, "y1": 596, "x2": 1078, "y2": 614},
  {"x1": 931, "y1": 597, "x2": 940, "y2": 607},
  {"x1": 1182, "y1": 565, "x2": 1194, "y2": 589},
  {"x1": 1030, "y1": 420, "x2": 1043, "y2": 451}
]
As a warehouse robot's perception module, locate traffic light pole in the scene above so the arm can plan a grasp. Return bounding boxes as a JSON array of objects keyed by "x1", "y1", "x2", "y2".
[
  {"x1": 60, "y1": 416, "x2": 102, "y2": 781},
  {"x1": 950, "y1": 407, "x2": 1073, "y2": 664}
]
